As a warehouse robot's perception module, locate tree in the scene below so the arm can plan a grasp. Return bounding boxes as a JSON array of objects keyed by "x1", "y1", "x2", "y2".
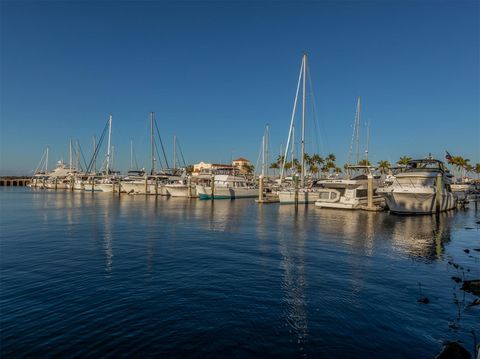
[
  {"x1": 475, "y1": 163, "x2": 480, "y2": 178},
  {"x1": 358, "y1": 159, "x2": 371, "y2": 166},
  {"x1": 269, "y1": 162, "x2": 279, "y2": 176},
  {"x1": 242, "y1": 163, "x2": 254, "y2": 175},
  {"x1": 377, "y1": 160, "x2": 391, "y2": 174},
  {"x1": 397, "y1": 156, "x2": 412, "y2": 166}
]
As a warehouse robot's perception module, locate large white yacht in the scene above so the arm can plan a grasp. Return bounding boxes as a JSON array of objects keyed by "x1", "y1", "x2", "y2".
[
  {"x1": 196, "y1": 174, "x2": 257, "y2": 199},
  {"x1": 377, "y1": 157, "x2": 457, "y2": 214}
]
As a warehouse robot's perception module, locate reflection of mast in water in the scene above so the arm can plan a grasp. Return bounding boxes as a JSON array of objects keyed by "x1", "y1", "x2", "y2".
[
  {"x1": 277, "y1": 211, "x2": 309, "y2": 348},
  {"x1": 103, "y1": 201, "x2": 113, "y2": 275}
]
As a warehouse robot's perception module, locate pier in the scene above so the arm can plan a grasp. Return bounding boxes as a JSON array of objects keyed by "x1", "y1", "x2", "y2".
[{"x1": 0, "y1": 177, "x2": 31, "y2": 187}]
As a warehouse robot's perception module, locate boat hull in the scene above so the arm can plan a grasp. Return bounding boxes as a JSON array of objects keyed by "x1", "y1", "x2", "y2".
[
  {"x1": 197, "y1": 185, "x2": 257, "y2": 199},
  {"x1": 315, "y1": 196, "x2": 384, "y2": 210},
  {"x1": 380, "y1": 190, "x2": 456, "y2": 214},
  {"x1": 165, "y1": 184, "x2": 197, "y2": 197},
  {"x1": 277, "y1": 190, "x2": 321, "y2": 204}
]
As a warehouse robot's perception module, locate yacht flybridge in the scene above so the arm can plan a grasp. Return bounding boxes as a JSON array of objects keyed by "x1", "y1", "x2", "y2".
[{"x1": 377, "y1": 157, "x2": 457, "y2": 214}]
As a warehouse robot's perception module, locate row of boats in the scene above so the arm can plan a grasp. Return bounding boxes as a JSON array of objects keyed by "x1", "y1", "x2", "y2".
[{"x1": 29, "y1": 156, "x2": 479, "y2": 215}]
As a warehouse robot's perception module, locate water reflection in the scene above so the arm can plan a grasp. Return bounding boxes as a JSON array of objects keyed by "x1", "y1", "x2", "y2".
[
  {"x1": 386, "y1": 212, "x2": 454, "y2": 261},
  {"x1": 276, "y1": 207, "x2": 309, "y2": 350}
]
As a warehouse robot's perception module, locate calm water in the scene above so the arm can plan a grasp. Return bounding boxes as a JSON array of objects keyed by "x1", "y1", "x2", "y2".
[{"x1": 1, "y1": 188, "x2": 479, "y2": 358}]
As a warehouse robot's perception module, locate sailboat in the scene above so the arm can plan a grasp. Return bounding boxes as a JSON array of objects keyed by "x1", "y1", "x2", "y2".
[{"x1": 278, "y1": 53, "x2": 322, "y2": 204}]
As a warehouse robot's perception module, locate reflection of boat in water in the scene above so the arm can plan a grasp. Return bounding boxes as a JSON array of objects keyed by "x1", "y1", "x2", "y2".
[
  {"x1": 377, "y1": 157, "x2": 457, "y2": 214},
  {"x1": 315, "y1": 167, "x2": 384, "y2": 210},
  {"x1": 197, "y1": 174, "x2": 257, "y2": 199},
  {"x1": 388, "y1": 211, "x2": 453, "y2": 261}
]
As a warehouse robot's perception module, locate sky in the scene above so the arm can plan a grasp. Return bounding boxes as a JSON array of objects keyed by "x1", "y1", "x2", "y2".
[{"x1": 1, "y1": 0, "x2": 479, "y2": 175}]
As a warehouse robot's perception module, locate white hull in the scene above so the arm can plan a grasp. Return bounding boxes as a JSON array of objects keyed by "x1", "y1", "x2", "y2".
[
  {"x1": 380, "y1": 189, "x2": 456, "y2": 214},
  {"x1": 315, "y1": 196, "x2": 384, "y2": 209},
  {"x1": 164, "y1": 184, "x2": 197, "y2": 197},
  {"x1": 196, "y1": 185, "x2": 257, "y2": 199},
  {"x1": 277, "y1": 190, "x2": 321, "y2": 204},
  {"x1": 44, "y1": 181, "x2": 69, "y2": 189}
]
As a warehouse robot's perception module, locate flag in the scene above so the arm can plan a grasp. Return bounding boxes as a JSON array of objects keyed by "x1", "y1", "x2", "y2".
[{"x1": 445, "y1": 151, "x2": 453, "y2": 163}]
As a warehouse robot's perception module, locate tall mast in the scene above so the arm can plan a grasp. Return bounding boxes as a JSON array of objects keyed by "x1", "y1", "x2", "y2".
[
  {"x1": 111, "y1": 145, "x2": 115, "y2": 172},
  {"x1": 355, "y1": 97, "x2": 361, "y2": 164},
  {"x1": 130, "y1": 140, "x2": 133, "y2": 170},
  {"x1": 106, "y1": 114, "x2": 112, "y2": 175},
  {"x1": 46, "y1": 146, "x2": 49, "y2": 173},
  {"x1": 261, "y1": 134, "x2": 265, "y2": 176},
  {"x1": 280, "y1": 57, "x2": 304, "y2": 182},
  {"x1": 301, "y1": 53, "x2": 307, "y2": 187},
  {"x1": 150, "y1": 112, "x2": 155, "y2": 174},
  {"x1": 92, "y1": 137, "x2": 96, "y2": 173},
  {"x1": 292, "y1": 126, "x2": 295, "y2": 174},
  {"x1": 69, "y1": 138, "x2": 72, "y2": 170},
  {"x1": 265, "y1": 124, "x2": 269, "y2": 179},
  {"x1": 173, "y1": 135, "x2": 176, "y2": 170},
  {"x1": 365, "y1": 120, "x2": 370, "y2": 164}
]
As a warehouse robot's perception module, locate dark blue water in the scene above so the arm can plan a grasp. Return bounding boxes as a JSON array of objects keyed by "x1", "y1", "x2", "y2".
[{"x1": 1, "y1": 188, "x2": 479, "y2": 358}]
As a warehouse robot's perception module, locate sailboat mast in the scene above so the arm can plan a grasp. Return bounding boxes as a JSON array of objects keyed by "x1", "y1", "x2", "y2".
[
  {"x1": 173, "y1": 135, "x2": 176, "y2": 170},
  {"x1": 365, "y1": 120, "x2": 370, "y2": 164},
  {"x1": 69, "y1": 138, "x2": 72, "y2": 171},
  {"x1": 92, "y1": 137, "x2": 96, "y2": 173},
  {"x1": 261, "y1": 134, "x2": 265, "y2": 177},
  {"x1": 106, "y1": 114, "x2": 112, "y2": 175},
  {"x1": 130, "y1": 140, "x2": 133, "y2": 170},
  {"x1": 150, "y1": 112, "x2": 155, "y2": 174},
  {"x1": 301, "y1": 53, "x2": 307, "y2": 187},
  {"x1": 46, "y1": 146, "x2": 49, "y2": 173},
  {"x1": 355, "y1": 97, "x2": 361, "y2": 164},
  {"x1": 265, "y1": 124, "x2": 269, "y2": 179}
]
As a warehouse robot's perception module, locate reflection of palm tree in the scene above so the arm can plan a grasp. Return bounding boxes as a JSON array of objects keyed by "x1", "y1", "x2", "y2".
[{"x1": 377, "y1": 160, "x2": 390, "y2": 174}]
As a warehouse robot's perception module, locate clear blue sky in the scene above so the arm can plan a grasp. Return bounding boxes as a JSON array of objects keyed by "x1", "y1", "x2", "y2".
[{"x1": 1, "y1": 0, "x2": 479, "y2": 175}]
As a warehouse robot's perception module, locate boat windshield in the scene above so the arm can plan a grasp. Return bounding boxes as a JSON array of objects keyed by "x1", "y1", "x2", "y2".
[{"x1": 406, "y1": 160, "x2": 445, "y2": 172}]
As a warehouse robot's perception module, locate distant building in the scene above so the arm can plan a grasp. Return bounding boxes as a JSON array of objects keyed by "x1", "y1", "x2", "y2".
[
  {"x1": 192, "y1": 158, "x2": 252, "y2": 175},
  {"x1": 232, "y1": 157, "x2": 252, "y2": 174},
  {"x1": 193, "y1": 161, "x2": 234, "y2": 174}
]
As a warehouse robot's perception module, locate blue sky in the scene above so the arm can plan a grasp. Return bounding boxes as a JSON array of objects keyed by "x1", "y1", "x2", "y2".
[{"x1": 1, "y1": 0, "x2": 479, "y2": 175}]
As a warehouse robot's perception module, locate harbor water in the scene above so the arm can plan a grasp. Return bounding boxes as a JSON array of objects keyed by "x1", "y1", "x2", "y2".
[{"x1": 1, "y1": 188, "x2": 479, "y2": 358}]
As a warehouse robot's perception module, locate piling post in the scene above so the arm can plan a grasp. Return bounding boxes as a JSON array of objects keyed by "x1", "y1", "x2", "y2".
[
  {"x1": 54, "y1": 177, "x2": 58, "y2": 191},
  {"x1": 367, "y1": 173, "x2": 374, "y2": 209},
  {"x1": 145, "y1": 176, "x2": 148, "y2": 195},
  {"x1": 155, "y1": 177, "x2": 159, "y2": 196},
  {"x1": 187, "y1": 176, "x2": 192, "y2": 198},
  {"x1": 436, "y1": 173, "x2": 443, "y2": 213},
  {"x1": 258, "y1": 175, "x2": 264, "y2": 201},
  {"x1": 210, "y1": 173, "x2": 215, "y2": 200},
  {"x1": 92, "y1": 177, "x2": 95, "y2": 193},
  {"x1": 294, "y1": 174, "x2": 299, "y2": 207}
]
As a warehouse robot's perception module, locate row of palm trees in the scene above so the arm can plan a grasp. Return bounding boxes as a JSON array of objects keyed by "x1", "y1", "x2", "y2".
[
  {"x1": 269, "y1": 153, "x2": 342, "y2": 177},
  {"x1": 267, "y1": 153, "x2": 480, "y2": 178}
]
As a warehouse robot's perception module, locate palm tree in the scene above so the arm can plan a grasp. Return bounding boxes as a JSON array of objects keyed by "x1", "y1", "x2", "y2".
[
  {"x1": 377, "y1": 160, "x2": 391, "y2": 174},
  {"x1": 311, "y1": 153, "x2": 324, "y2": 168},
  {"x1": 358, "y1": 159, "x2": 371, "y2": 166},
  {"x1": 242, "y1": 163, "x2": 254, "y2": 175},
  {"x1": 475, "y1": 163, "x2": 480, "y2": 179},
  {"x1": 270, "y1": 162, "x2": 279, "y2": 176},
  {"x1": 397, "y1": 156, "x2": 412, "y2": 166}
]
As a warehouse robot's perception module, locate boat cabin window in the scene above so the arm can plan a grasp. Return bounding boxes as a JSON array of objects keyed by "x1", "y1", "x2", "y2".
[{"x1": 356, "y1": 189, "x2": 368, "y2": 198}]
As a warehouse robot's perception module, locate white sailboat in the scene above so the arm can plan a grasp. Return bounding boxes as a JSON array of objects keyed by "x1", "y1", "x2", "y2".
[{"x1": 278, "y1": 53, "x2": 323, "y2": 204}]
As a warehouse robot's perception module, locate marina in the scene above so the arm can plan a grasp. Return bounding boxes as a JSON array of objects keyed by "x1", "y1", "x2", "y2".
[
  {"x1": 1, "y1": 0, "x2": 479, "y2": 357},
  {"x1": 1, "y1": 187, "x2": 479, "y2": 358}
]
